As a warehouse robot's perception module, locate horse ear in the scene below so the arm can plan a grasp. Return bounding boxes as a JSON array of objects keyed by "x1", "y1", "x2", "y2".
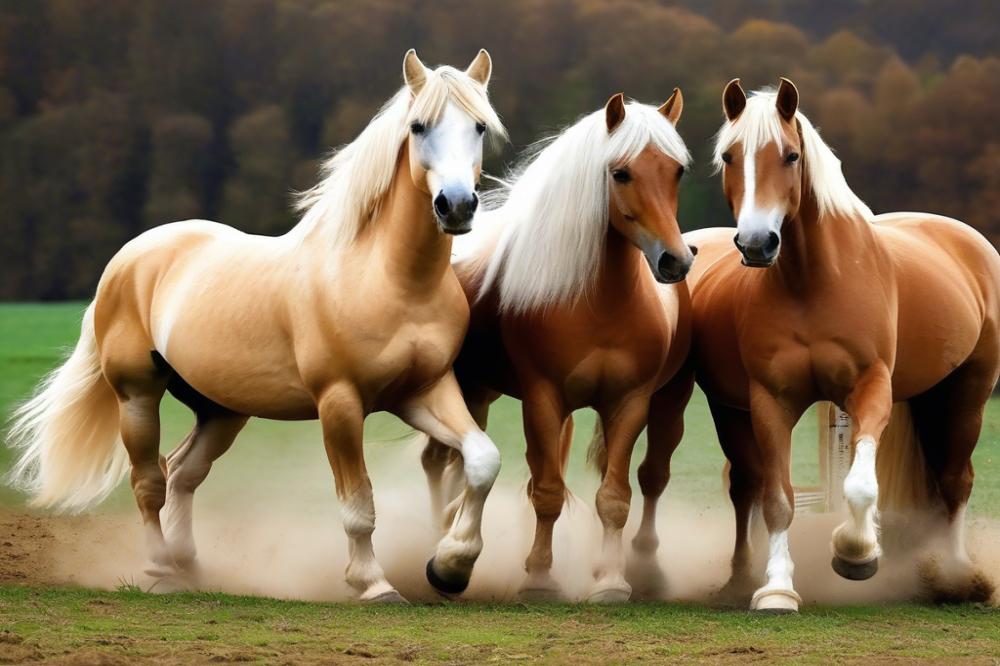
[
  {"x1": 658, "y1": 87, "x2": 683, "y2": 126},
  {"x1": 403, "y1": 48, "x2": 428, "y2": 96},
  {"x1": 605, "y1": 93, "x2": 626, "y2": 133},
  {"x1": 776, "y1": 77, "x2": 799, "y2": 122},
  {"x1": 723, "y1": 78, "x2": 747, "y2": 121},
  {"x1": 466, "y1": 49, "x2": 492, "y2": 87}
]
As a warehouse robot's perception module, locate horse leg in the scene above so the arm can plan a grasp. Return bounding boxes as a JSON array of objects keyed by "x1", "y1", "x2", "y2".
[
  {"x1": 625, "y1": 371, "x2": 694, "y2": 600},
  {"x1": 399, "y1": 371, "x2": 501, "y2": 596},
  {"x1": 515, "y1": 381, "x2": 568, "y2": 600},
  {"x1": 161, "y1": 413, "x2": 248, "y2": 574},
  {"x1": 633, "y1": 369, "x2": 695, "y2": 555},
  {"x1": 912, "y1": 358, "x2": 997, "y2": 602},
  {"x1": 421, "y1": 390, "x2": 494, "y2": 534},
  {"x1": 832, "y1": 362, "x2": 893, "y2": 581},
  {"x1": 421, "y1": 439, "x2": 458, "y2": 533},
  {"x1": 319, "y1": 384, "x2": 403, "y2": 603},
  {"x1": 105, "y1": 356, "x2": 172, "y2": 579},
  {"x1": 588, "y1": 394, "x2": 649, "y2": 603},
  {"x1": 707, "y1": 396, "x2": 766, "y2": 603},
  {"x1": 748, "y1": 384, "x2": 803, "y2": 613}
]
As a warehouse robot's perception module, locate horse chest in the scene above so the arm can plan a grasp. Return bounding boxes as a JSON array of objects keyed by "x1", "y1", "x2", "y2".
[
  {"x1": 516, "y1": 308, "x2": 671, "y2": 408},
  {"x1": 743, "y1": 309, "x2": 891, "y2": 400}
]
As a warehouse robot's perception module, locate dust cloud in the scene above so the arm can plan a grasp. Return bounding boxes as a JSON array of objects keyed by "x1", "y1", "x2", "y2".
[{"x1": 30, "y1": 438, "x2": 1000, "y2": 606}]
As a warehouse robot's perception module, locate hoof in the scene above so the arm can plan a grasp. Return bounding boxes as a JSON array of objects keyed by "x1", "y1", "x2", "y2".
[
  {"x1": 832, "y1": 554, "x2": 878, "y2": 581},
  {"x1": 587, "y1": 582, "x2": 632, "y2": 604},
  {"x1": 425, "y1": 558, "x2": 469, "y2": 596},
  {"x1": 143, "y1": 561, "x2": 178, "y2": 579},
  {"x1": 363, "y1": 589, "x2": 409, "y2": 604},
  {"x1": 750, "y1": 588, "x2": 801, "y2": 614},
  {"x1": 518, "y1": 574, "x2": 563, "y2": 602},
  {"x1": 626, "y1": 554, "x2": 668, "y2": 601}
]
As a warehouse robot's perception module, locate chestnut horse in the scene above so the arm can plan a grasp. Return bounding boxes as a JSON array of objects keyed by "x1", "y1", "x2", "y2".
[
  {"x1": 422, "y1": 92, "x2": 694, "y2": 601},
  {"x1": 640, "y1": 78, "x2": 1000, "y2": 612},
  {"x1": 8, "y1": 50, "x2": 507, "y2": 602}
]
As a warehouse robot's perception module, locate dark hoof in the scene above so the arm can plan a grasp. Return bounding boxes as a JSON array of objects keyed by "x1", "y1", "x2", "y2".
[
  {"x1": 426, "y1": 558, "x2": 469, "y2": 595},
  {"x1": 832, "y1": 555, "x2": 878, "y2": 581}
]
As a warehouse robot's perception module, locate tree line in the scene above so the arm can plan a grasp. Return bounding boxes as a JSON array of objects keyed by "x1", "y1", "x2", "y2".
[{"x1": 1, "y1": 0, "x2": 998, "y2": 299}]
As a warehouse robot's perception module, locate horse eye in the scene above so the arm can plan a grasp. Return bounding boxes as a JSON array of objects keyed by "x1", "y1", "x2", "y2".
[
  {"x1": 612, "y1": 169, "x2": 631, "y2": 183},
  {"x1": 410, "y1": 122, "x2": 426, "y2": 135},
  {"x1": 721, "y1": 152, "x2": 733, "y2": 164},
  {"x1": 475, "y1": 122, "x2": 486, "y2": 135},
  {"x1": 786, "y1": 152, "x2": 800, "y2": 164},
  {"x1": 677, "y1": 165, "x2": 685, "y2": 180}
]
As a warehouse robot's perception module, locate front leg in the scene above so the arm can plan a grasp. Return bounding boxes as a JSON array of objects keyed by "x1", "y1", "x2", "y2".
[
  {"x1": 832, "y1": 362, "x2": 893, "y2": 581},
  {"x1": 748, "y1": 383, "x2": 805, "y2": 613},
  {"x1": 589, "y1": 393, "x2": 651, "y2": 603},
  {"x1": 399, "y1": 371, "x2": 501, "y2": 596},
  {"x1": 319, "y1": 384, "x2": 404, "y2": 603}
]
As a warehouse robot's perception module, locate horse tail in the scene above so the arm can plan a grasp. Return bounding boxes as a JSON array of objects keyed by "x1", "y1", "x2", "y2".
[
  {"x1": 5, "y1": 302, "x2": 128, "y2": 512},
  {"x1": 876, "y1": 401, "x2": 936, "y2": 515},
  {"x1": 585, "y1": 419, "x2": 607, "y2": 475}
]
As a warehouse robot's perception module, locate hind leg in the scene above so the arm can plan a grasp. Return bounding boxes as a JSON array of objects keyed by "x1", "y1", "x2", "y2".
[
  {"x1": 161, "y1": 413, "x2": 248, "y2": 572},
  {"x1": 633, "y1": 370, "x2": 695, "y2": 555},
  {"x1": 105, "y1": 353, "x2": 171, "y2": 578},
  {"x1": 912, "y1": 358, "x2": 998, "y2": 602},
  {"x1": 625, "y1": 371, "x2": 694, "y2": 600},
  {"x1": 707, "y1": 396, "x2": 766, "y2": 603}
]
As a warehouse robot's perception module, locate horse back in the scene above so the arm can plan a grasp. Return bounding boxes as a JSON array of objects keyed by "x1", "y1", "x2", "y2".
[{"x1": 873, "y1": 213, "x2": 1000, "y2": 396}]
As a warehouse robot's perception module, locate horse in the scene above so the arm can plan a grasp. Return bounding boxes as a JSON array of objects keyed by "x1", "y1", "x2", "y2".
[
  {"x1": 420, "y1": 91, "x2": 694, "y2": 602},
  {"x1": 636, "y1": 78, "x2": 1000, "y2": 612},
  {"x1": 7, "y1": 49, "x2": 508, "y2": 603}
]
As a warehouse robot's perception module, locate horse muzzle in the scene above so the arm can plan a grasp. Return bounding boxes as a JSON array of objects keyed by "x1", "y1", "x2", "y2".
[
  {"x1": 434, "y1": 191, "x2": 478, "y2": 235},
  {"x1": 734, "y1": 231, "x2": 780, "y2": 268}
]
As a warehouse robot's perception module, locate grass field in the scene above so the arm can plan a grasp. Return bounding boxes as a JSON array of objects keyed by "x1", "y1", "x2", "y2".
[{"x1": 1, "y1": 302, "x2": 998, "y2": 664}]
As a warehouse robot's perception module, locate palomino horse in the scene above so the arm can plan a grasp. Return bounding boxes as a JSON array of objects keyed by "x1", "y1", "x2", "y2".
[
  {"x1": 640, "y1": 78, "x2": 1000, "y2": 611},
  {"x1": 8, "y1": 50, "x2": 508, "y2": 602},
  {"x1": 421, "y1": 92, "x2": 694, "y2": 601}
]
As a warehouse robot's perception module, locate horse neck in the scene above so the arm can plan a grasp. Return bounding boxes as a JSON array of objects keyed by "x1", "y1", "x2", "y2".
[
  {"x1": 771, "y1": 180, "x2": 876, "y2": 295},
  {"x1": 593, "y1": 222, "x2": 647, "y2": 303},
  {"x1": 367, "y1": 145, "x2": 453, "y2": 288}
]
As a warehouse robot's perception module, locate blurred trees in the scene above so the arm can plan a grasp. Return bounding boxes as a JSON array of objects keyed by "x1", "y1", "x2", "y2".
[{"x1": 1, "y1": 0, "x2": 999, "y2": 299}]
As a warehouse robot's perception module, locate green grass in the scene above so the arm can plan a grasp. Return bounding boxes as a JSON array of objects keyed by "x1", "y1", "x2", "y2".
[
  {"x1": 1, "y1": 587, "x2": 998, "y2": 664},
  {"x1": 1, "y1": 302, "x2": 998, "y2": 664}
]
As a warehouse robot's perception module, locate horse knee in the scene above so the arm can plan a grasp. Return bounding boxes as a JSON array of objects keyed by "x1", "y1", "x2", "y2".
[
  {"x1": 529, "y1": 481, "x2": 564, "y2": 522},
  {"x1": 636, "y1": 461, "x2": 669, "y2": 499},
  {"x1": 596, "y1": 484, "x2": 631, "y2": 529},
  {"x1": 421, "y1": 439, "x2": 452, "y2": 475}
]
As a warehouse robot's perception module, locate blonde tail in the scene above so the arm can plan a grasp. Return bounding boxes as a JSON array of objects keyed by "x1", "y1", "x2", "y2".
[
  {"x1": 5, "y1": 303, "x2": 127, "y2": 512},
  {"x1": 876, "y1": 402, "x2": 936, "y2": 515},
  {"x1": 585, "y1": 419, "x2": 607, "y2": 475}
]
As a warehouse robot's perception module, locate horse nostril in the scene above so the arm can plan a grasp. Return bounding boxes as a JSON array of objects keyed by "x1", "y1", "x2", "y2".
[
  {"x1": 658, "y1": 252, "x2": 677, "y2": 277},
  {"x1": 468, "y1": 193, "x2": 479, "y2": 215},
  {"x1": 733, "y1": 234, "x2": 745, "y2": 252},
  {"x1": 765, "y1": 231, "x2": 780, "y2": 254},
  {"x1": 434, "y1": 193, "x2": 450, "y2": 218}
]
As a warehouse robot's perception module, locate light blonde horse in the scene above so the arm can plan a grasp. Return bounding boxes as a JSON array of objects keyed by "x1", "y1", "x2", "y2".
[{"x1": 8, "y1": 50, "x2": 507, "y2": 602}]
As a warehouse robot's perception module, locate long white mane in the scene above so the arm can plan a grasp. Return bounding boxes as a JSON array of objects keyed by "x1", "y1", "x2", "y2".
[
  {"x1": 291, "y1": 66, "x2": 505, "y2": 250},
  {"x1": 713, "y1": 89, "x2": 872, "y2": 221},
  {"x1": 471, "y1": 102, "x2": 690, "y2": 314}
]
